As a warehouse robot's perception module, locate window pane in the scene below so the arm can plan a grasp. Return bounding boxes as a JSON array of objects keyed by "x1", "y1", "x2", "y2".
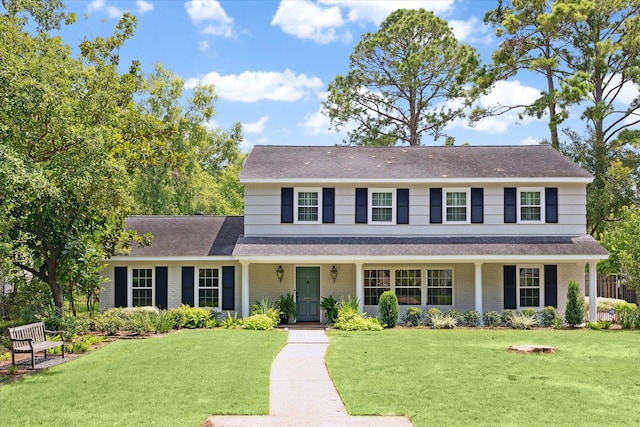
[
  {"x1": 519, "y1": 268, "x2": 540, "y2": 307},
  {"x1": 364, "y1": 269, "x2": 390, "y2": 305},
  {"x1": 395, "y1": 269, "x2": 421, "y2": 305},
  {"x1": 132, "y1": 269, "x2": 153, "y2": 307},
  {"x1": 427, "y1": 269, "x2": 453, "y2": 306},
  {"x1": 520, "y1": 191, "x2": 541, "y2": 221},
  {"x1": 297, "y1": 191, "x2": 319, "y2": 221},
  {"x1": 199, "y1": 269, "x2": 219, "y2": 308},
  {"x1": 371, "y1": 192, "x2": 393, "y2": 222},
  {"x1": 446, "y1": 191, "x2": 467, "y2": 222}
]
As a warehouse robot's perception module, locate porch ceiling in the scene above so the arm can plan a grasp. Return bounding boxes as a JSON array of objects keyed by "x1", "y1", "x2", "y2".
[{"x1": 232, "y1": 235, "x2": 608, "y2": 260}]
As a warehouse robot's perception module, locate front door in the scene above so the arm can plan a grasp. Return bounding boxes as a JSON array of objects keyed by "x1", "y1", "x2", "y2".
[{"x1": 296, "y1": 267, "x2": 320, "y2": 321}]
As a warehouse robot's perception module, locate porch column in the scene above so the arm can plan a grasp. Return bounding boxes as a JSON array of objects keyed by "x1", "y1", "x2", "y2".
[
  {"x1": 588, "y1": 262, "x2": 597, "y2": 322},
  {"x1": 474, "y1": 262, "x2": 483, "y2": 320},
  {"x1": 355, "y1": 262, "x2": 364, "y2": 313},
  {"x1": 241, "y1": 261, "x2": 250, "y2": 318}
]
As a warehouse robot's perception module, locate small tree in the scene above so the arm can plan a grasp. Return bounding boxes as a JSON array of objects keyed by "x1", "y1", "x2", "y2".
[
  {"x1": 565, "y1": 280, "x2": 585, "y2": 327},
  {"x1": 379, "y1": 291, "x2": 399, "y2": 328}
]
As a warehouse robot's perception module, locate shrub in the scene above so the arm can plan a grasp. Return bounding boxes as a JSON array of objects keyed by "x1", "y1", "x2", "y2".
[
  {"x1": 337, "y1": 295, "x2": 360, "y2": 312},
  {"x1": 565, "y1": 280, "x2": 586, "y2": 326},
  {"x1": 483, "y1": 311, "x2": 500, "y2": 328},
  {"x1": 96, "y1": 310, "x2": 125, "y2": 335},
  {"x1": 519, "y1": 308, "x2": 538, "y2": 319},
  {"x1": 152, "y1": 310, "x2": 176, "y2": 333},
  {"x1": 275, "y1": 294, "x2": 296, "y2": 323},
  {"x1": 585, "y1": 321, "x2": 601, "y2": 330},
  {"x1": 425, "y1": 308, "x2": 443, "y2": 326},
  {"x1": 320, "y1": 296, "x2": 338, "y2": 324},
  {"x1": 402, "y1": 307, "x2": 424, "y2": 327},
  {"x1": 616, "y1": 306, "x2": 638, "y2": 329},
  {"x1": 510, "y1": 312, "x2": 539, "y2": 330},
  {"x1": 242, "y1": 314, "x2": 276, "y2": 330},
  {"x1": 378, "y1": 291, "x2": 399, "y2": 328},
  {"x1": 463, "y1": 310, "x2": 481, "y2": 327},
  {"x1": 445, "y1": 310, "x2": 464, "y2": 324},
  {"x1": 129, "y1": 310, "x2": 156, "y2": 335},
  {"x1": 220, "y1": 311, "x2": 240, "y2": 329},
  {"x1": 168, "y1": 305, "x2": 217, "y2": 329},
  {"x1": 501, "y1": 309, "x2": 515, "y2": 326},
  {"x1": 333, "y1": 311, "x2": 382, "y2": 331},
  {"x1": 542, "y1": 306, "x2": 560, "y2": 327},
  {"x1": 66, "y1": 334, "x2": 104, "y2": 353},
  {"x1": 251, "y1": 298, "x2": 281, "y2": 326},
  {"x1": 430, "y1": 311, "x2": 458, "y2": 329}
]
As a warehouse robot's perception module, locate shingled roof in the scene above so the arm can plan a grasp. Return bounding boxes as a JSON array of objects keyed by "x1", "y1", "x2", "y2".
[
  {"x1": 240, "y1": 145, "x2": 593, "y2": 182},
  {"x1": 122, "y1": 216, "x2": 243, "y2": 257}
]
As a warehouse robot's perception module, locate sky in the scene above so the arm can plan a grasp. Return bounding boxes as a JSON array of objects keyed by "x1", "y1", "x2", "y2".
[{"x1": 55, "y1": 0, "x2": 574, "y2": 151}]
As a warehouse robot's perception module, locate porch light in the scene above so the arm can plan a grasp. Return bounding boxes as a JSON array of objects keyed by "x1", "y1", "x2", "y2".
[
  {"x1": 276, "y1": 265, "x2": 284, "y2": 283},
  {"x1": 330, "y1": 265, "x2": 338, "y2": 283}
]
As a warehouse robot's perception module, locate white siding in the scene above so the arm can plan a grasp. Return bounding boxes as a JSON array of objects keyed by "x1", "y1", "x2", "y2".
[{"x1": 243, "y1": 182, "x2": 587, "y2": 237}]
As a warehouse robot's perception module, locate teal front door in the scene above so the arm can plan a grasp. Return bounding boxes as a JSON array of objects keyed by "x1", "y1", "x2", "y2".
[{"x1": 296, "y1": 267, "x2": 320, "y2": 321}]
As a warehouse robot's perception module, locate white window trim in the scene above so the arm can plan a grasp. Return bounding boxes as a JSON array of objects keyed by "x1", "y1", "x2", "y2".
[
  {"x1": 368, "y1": 188, "x2": 396, "y2": 224},
  {"x1": 443, "y1": 188, "x2": 470, "y2": 224},
  {"x1": 294, "y1": 187, "x2": 322, "y2": 224},
  {"x1": 394, "y1": 268, "x2": 423, "y2": 306},
  {"x1": 516, "y1": 264, "x2": 544, "y2": 310},
  {"x1": 426, "y1": 266, "x2": 455, "y2": 307},
  {"x1": 129, "y1": 267, "x2": 154, "y2": 308},
  {"x1": 363, "y1": 268, "x2": 392, "y2": 306},
  {"x1": 517, "y1": 187, "x2": 545, "y2": 224},
  {"x1": 194, "y1": 266, "x2": 221, "y2": 311}
]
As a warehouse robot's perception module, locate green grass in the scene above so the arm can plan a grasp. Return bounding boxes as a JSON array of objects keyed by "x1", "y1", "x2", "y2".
[
  {"x1": 326, "y1": 328, "x2": 640, "y2": 426},
  {"x1": 0, "y1": 329, "x2": 287, "y2": 427}
]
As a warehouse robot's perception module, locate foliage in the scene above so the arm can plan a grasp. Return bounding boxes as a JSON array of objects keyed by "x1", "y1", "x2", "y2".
[
  {"x1": 337, "y1": 295, "x2": 360, "y2": 312},
  {"x1": 519, "y1": 308, "x2": 538, "y2": 320},
  {"x1": 565, "y1": 280, "x2": 586, "y2": 326},
  {"x1": 482, "y1": 311, "x2": 501, "y2": 328},
  {"x1": 615, "y1": 306, "x2": 639, "y2": 329},
  {"x1": 402, "y1": 306, "x2": 424, "y2": 327},
  {"x1": 510, "y1": 312, "x2": 539, "y2": 330},
  {"x1": 425, "y1": 308, "x2": 443, "y2": 326},
  {"x1": 542, "y1": 306, "x2": 560, "y2": 327},
  {"x1": 501, "y1": 309, "x2": 515, "y2": 327},
  {"x1": 320, "y1": 296, "x2": 338, "y2": 324},
  {"x1": 599, "y1": 206, "x2": 640, "y2": 293},
  {"x1": 168, "y1": 305, "x2": 217, "y2": 329},
  {"x1": 322, "y1": 8, "x2": 479, "y2": 146},
  {"x1": 586, "y1": 320, "x2": 612, "y2": 330},
  {"x1": 333, "y1": 310, "x2": 383, "y2": 331},
  {"x1": 463, "y1": 310, "x2": 481, "y2": 327},
  {"x1": 219, "y1": 311, "x2": 240, "y2": 329},
  {"x1": 251, "y1": 298, "x2": 280, "y2": 326},
  {"x1": 378, "y1": 291, "x2": 399, "y2": 328},
  {"x1": 96, "y1": 310, "x2": 125, "y2": 336},
  {"x1": 275, "y1": 293, "x2": 296, "y2": 322},
  {"x1": 65, "y1": 334, "x2": 104, "y2": 354},
  {"x1": 430, "y1": 311, "x2": 458, "y2": 329},
  {"x1": 241, "y1": 314, "x2": 276, "y2": 330},
  {"x1": 445, "y1": 310, "x2": 464, "y2": 324},
  {"x1": 152, "y1": 310, "x2": 176, "y2": 333}
]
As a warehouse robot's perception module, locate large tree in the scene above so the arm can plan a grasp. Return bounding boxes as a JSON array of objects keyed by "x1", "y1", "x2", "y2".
[
  {"x1": 0, "y1": 5, "x2": 142, "y2": 311},
  {"x1": 599, "y1": 205, "x2": 640, "y2": 293},
  {"x1": 482, "y1": 0, "x2": 640, "y2": 235},
  {"x1": 322, "y1": 8, "x2": 479, "y2": 146}
]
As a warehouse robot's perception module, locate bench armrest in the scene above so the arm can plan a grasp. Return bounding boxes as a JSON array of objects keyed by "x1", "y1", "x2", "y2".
[{"x1": 45, "y1": 330, "x2": 65, "y2": 339}]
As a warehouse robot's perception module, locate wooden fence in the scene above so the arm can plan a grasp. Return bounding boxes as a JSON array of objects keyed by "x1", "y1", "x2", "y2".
[{"x1": 585, "y1": 273, "x2": 638, "y2": 304}]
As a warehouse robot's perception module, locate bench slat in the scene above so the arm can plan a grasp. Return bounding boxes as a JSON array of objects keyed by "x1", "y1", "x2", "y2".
[{"x1": 8, "y1": 321, "x2": 65, "y2": 369}]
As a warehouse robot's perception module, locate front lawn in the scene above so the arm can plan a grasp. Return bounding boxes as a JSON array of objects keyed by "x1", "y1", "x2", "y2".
[
  {"x1": 326, "y1": 328, "x2": 640, "y2": 426},
  {"x1": 0, "y1": 329, "x2": 287, "y2": 426}
]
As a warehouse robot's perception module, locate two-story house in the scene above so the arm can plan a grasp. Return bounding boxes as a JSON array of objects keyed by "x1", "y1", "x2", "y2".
[{"x1": 100, "y1": 145, "x2": 608, "y2": 323}]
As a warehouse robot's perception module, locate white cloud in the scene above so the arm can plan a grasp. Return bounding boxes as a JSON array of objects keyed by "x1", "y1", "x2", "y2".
[
  {"x1": 86, "y1": 1, "x2": 123, "y2": 18},
  {"x1": 107, "y1": 6, "x2": 123, "y2": 18},
  {"x1": 243, "y1": 116, "x2": 269, "y2": 134},
  {"x1": 185, "y1": 0, "x2": 234, "y2": 37},
  {"x1": 272, "y1": 0, "x2": 344, "y2": 44},
  {"x1": 449, "y1": 17, "x2": 491, "y2": 43},
  {"x1": 337, "y1": 0, "x2": 454, "y2": 24},
  {"x1": 88, "y1": 0, "x2": 104, "y2": 13},
  {"x1": 136, "y1": 0, "x2": 154, "y2": 14},
  {"x1": 185, "y1": 69, "x2": 324, "y2": 103},
  {"x1": 198, "y1": 40, "x2": 210, "y2": 51},
  {"x1": 303, "y1": 110, "x2": 332, "y2": 136},
  {"x1": 520, "y1": 136, "x2": 543, "y2": 145}
]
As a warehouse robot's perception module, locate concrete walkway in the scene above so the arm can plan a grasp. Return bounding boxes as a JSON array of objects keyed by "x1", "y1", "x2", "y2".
[{"x1": 204, "y1": 329, "x2": 412, "y2": 427}]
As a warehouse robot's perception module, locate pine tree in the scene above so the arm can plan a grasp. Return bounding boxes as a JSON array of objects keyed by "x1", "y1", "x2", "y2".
[{"x1": 565, "y1": 280, "x2": 585, "y2": 327}]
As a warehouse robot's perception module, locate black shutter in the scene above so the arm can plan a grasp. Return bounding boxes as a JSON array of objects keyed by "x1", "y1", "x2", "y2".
[
  {"x1": 544, "y1": 265, "x2": 558, "y2": 308},
  {"x1": 545, "y1": 187, "x2": 558, "y2": 223},
  {"x1": 322, "y1": 188, "x2": 335, "y2": 223},
  {"x1": 114, "y1": 266, "x2": 127, "y2": 308},
  {"x1": 355, "y1": 188, "x2": 368, "y2": 224},
  {"x1": 281, "y1": 187, "x2": 294, "y2": 223},
  {"x1": 471, "y1": 188, "x2": 484, "y2": 224},
  {"x1": 397, "y1": 188, "x2": 409, "y2": 224},
  {"x1": 504, "y1": 265, "x2": 517, "y2": 309},
  {"x1": 504, "y1": 187, "x2": 517, "y2": 223},
  {"x1": 222, "y1": 266, "x2": 235, "y2": 310},
  {"x1": 430, "y1": 188, "x2": 442, "y2": 224},
  {"x1": 182, "y1": 266, "x2": 194, "y2": 306},
  {"x1": 155, "y1": 266, "x2": 168, "y2": 310}
]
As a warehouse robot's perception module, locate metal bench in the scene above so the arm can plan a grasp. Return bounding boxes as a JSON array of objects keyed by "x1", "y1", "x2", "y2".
[{"x1": 8, "y1": 321, "x2": 65, "y2": 369}]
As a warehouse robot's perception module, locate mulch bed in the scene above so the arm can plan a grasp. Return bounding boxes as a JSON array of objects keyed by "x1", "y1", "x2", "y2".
[{"x1": 507, "y1": 344, "x2": 557, "y2": 354}]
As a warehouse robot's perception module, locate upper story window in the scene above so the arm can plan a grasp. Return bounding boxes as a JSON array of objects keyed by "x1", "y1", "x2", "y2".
[
  {"x1": 519, "y1": 188, "x2": 544, "y2": 222},
  {"x1": 295, "y1": 188, "x2": 321, "y2": 223},
  {"x1": 444, "y1": 188, "x2": 470, "y2": 223},
  {"x1": 369, "y1": 189, "x2": 395, "y2": 224},
  {"x1": 132, "y1": 268, "x2": 153, "y2": 307}
]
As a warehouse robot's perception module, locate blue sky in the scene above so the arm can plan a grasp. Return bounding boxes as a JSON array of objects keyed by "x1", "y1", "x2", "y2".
[{"x1": 57, "y1": 0, "x2": 565, "y2": 150}]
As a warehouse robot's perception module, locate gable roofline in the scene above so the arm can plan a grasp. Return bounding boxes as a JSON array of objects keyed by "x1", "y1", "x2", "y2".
[
  {"x1": 240, "y1": 145, "x2": 593, "y2": 183},
  {"x1": 240, "y1": 177, "x2": 593, "y2": 184}
]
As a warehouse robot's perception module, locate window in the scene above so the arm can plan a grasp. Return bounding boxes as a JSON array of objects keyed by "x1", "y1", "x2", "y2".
[
  {"x1": 395, "y1": 269, "x2": 421, "y2": 305},
  {"x1": 295, "y1": 188, "x2": 321, "y2": 223},
  {"x1": 426, "y1": 269, "x2": 453, "y2": 305},
  {"x1": 132, "y1": 268, "x2": 153, "y2": 307},
  {"x1": 364, "y1": 269, "x2": 390, "y2": 305},
  {"x1": 444, "y1": 189, "x2": 469, "y2": 223},
  {"x1": 518, "y1": 188, "x2": 543, "y2": 222},
  {"x1": 519, "y1": 267, "x2": 541, "y2": 307},
  {"x1": 369, "y1": 189, "x2": 395, "y2": 223},
  {"x1": 198, "y1": 268, "x2": 220, "y2": 308}
]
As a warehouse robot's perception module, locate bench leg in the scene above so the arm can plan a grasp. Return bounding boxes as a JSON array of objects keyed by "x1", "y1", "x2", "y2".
[
  {"x1": 11, "y1": 351, "x2": 15, "y2": 367},
  {"x1": 62, "y1": 343, "x2": 65, "y2": 359},
  {"x1": 31, "y1": 351, "x2": 35, "y2": 370}
]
